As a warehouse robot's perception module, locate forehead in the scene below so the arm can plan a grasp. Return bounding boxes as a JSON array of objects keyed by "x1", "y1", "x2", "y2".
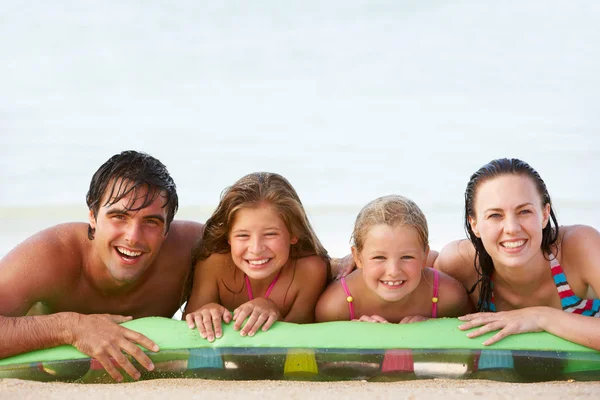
[
  {"x1": 475, "y1": 174, "x2": 540, "y2": 208},
  {"x1": 363, "y1": 223, "x2": 423, "y2": 249},
  {"x1": 231, "y1": 204, "x2": 284, "y2": 227},
  {"x1": 100, "y1": 179, "x2": 168, "y2": 214}
]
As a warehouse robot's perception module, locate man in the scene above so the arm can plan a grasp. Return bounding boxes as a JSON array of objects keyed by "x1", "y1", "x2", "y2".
[{"x1": 0, "y1": 150, "x2": 203, "y2": 382}]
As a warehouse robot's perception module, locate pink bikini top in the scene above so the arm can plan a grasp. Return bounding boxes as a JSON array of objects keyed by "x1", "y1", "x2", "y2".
[
  {"x1": 245, "y1": 269, "x2": 282, "y2": 300},
  {"x1": 339, "y1": 269, "x2": 440, "y2": 320}
]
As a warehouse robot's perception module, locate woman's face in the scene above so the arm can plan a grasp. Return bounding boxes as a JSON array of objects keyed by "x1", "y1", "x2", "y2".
[{"x1": 469, "y1": 174, "x2": 550, "y2": 270}]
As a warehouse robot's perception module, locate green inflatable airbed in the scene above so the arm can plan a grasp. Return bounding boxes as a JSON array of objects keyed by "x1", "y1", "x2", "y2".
[{"x1": 1, "y1": 317, "x2": 599, "y2": 383}]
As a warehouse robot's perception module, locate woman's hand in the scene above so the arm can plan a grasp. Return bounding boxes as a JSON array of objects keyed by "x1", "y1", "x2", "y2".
[
  {"x1": 185, "y1": 303, "x2": 232, "y2": 342},
  {"x1": 458, "y1": 307, "x2": 549, "y2": 345},
  {"x1": 331, "y1": 254, "x2": 356, "y2": 280},
  {"x1": 233, "y1": 297, "x2": 281, "y2": 336}
]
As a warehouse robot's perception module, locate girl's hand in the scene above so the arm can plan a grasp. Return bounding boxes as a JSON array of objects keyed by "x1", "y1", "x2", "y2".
[
  {"x1": 399, "y1": 315, "x2": 430, "y2": 324},
  {"x1": 233, "y1": 297, "x2": 281, "y2": 336},
  {"x1": 458, "y1": 308, "x2": 548, "y2": 345},
  {"x1": 185, "y1": 303, "x2": 232, "y2": 342},
  {"x1": 353, "y1": 315, "x2": 389, "y2": 323}
]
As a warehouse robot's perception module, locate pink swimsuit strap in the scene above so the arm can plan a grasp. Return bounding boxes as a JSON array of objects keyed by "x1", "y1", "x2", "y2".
[
  {"x1": 431, "y1": 268, "x2": 440, "y2": 318},
  {"x1": 340, "y1": 276, "x2": 355, "y2": 320},
  {"x1": 245, "y1": 269, "x2": 282, "y2": 300},
  {"x1": 341, "y1": 270, "x2": 440, "y2": 321}
]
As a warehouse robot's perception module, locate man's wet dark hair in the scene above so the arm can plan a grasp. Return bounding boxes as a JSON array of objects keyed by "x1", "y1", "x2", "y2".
[{"x1": 86, "y1": 150, "x2": 179, "y2": 240}]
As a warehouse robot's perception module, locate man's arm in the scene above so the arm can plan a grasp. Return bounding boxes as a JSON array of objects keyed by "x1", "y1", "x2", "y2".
[{"x1": 0, "y1": 225, "x2": 158, "y2": 382}]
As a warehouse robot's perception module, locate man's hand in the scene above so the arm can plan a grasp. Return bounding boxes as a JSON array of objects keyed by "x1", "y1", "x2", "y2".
[
  {"x1": 185, "y1": 303, "x2": 232, "y2": 342},
  {"x1": 68, "y1": 313, "x2": 159, "y2": 382},
  {"x1": 233, "y1": 298, "x2": 280, "y2": 336}
]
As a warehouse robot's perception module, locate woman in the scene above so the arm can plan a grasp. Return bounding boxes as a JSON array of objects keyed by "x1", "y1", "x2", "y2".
[{"x1": 435, "y1": 158, "x2": 600, "y2": 350}]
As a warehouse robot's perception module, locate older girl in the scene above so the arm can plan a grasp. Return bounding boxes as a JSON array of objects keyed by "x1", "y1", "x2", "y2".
[{"x1": 184, "y1": 172, "x2": 329, "y2": 341}]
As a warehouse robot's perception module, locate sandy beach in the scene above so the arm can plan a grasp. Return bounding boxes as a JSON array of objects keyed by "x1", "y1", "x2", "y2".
[{"x1": 2, "y1": 378, "x2": 600, "y2": 400}]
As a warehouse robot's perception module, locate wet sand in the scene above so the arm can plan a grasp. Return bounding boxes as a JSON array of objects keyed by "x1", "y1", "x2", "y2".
[{"x1": 2, "y1": 379, "x2": 600, "y2": 400}]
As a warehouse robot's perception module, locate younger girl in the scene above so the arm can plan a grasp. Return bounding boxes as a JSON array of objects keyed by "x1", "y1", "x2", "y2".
[
  {"x1": 435, "y1": 158, "x2": 600, "y2": 349},
  {"x1": 184, "y1": 172, "x2": 329, "y2": 341},
  {"x1": 316, "y1": 195, "x2": 471, "y2": 323}
]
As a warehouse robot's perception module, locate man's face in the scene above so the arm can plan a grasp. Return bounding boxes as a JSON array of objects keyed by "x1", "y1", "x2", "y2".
[{"x1": 89, "y1": 183, "x2": 169, "y2": 285}]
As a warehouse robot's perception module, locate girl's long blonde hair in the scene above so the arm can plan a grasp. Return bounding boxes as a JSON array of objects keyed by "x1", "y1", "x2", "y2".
[{"x1": 193, "y1": 172, "x2": 329, "y2": 263}]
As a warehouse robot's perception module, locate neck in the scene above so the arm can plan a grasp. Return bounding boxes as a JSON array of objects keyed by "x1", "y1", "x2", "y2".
[{"x1": 492, "y1": 252, "x2": 550, "y2": 293}]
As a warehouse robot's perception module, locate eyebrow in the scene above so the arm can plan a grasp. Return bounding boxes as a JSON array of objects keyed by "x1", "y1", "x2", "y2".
[
  {"x1": 231, "y1": 227, "x2": 282, "y2": 233},
  {"x1": 484, "y1": 202, "x2": 535, "y2": 213},
  {"x1": 105, "y1": 208, "x2": 165, "y2": 223}
]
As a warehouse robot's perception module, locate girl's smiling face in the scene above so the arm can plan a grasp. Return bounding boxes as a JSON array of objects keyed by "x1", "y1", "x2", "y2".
[
  {"x1": 469, "y1": 174, "x2": 550, "y2": 270},
  {"x1": 353, "y1": 223, "x2": 428, "y2": 302},
  {"x1": 228, "y1": 203, "x2": 298, "y2": 281}
]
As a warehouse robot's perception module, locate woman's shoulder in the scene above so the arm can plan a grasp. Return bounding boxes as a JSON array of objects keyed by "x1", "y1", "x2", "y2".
[
  {"x1": 559, "y1": 225, "x2": 600, "y2": 274},
  {"x1": 434, "y1": 239, "x2": 477, "y2": 283}
]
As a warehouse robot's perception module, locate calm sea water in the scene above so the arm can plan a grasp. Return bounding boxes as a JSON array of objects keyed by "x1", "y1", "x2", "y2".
[{"x1": 1, "y1": 1, "x2": 599, "y2": 260}]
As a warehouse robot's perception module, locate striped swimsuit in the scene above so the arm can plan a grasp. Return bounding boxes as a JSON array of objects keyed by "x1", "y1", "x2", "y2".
[
  {"x1": 339, "y1": 269, "x2": 440, "y2": 320},
  {"x1": 489, "y1": 258, "x2": 600, "y2": 316}
]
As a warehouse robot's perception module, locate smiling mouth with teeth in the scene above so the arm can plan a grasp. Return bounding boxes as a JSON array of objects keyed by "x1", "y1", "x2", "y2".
[
  {"x1": 248, "y1": 258, "x2": 271, "y2": 266},
  {"x1": 116, "y1": 247, "x2": 142, "y2": 258},
  {"x1": 501, "y1": 240, "x2": 526, "y2": 248},
  {"x1": 381, "y1": 280, "x2": 405, "y2": 287}
]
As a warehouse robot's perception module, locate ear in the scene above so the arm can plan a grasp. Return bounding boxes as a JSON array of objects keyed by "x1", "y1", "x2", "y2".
[
  {"x1": 88, "y1": 209, "x2": 96, "y2": 229},
  {"x1": 468, "y1": 215, "x2": 480, "y2": 238},
  {"x1": 423, "y1": 245, "x2": 430, "y2": 268},
  {"x1": 351, "y1": 246, "x2": 363, "y2": 269},
  {"x1": 290, "y1": 235, "x2": 299, "y2": 245},
  {"x1": 542, "y1": 203, "x2": 551, "y2": 229}
]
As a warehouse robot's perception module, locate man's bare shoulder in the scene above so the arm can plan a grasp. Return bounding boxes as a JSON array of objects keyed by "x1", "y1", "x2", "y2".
[
  {"x1": 0, "y1": 223, "x2": 88, "y2": 314},
  {"x1": 2, "y1": 222, "x2": 88, "y2": 266},
  {"x1": 163, "y1": 220, "x2": 204, "y2": 248}
]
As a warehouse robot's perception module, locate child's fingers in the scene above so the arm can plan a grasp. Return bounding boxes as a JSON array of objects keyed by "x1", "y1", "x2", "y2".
[
  {"x1": 261, "y1": 313, "x2": 278, "y2": 332},
  {"x1": 246, "y1": 313, "x2": 269, "y2": 337},
  {"x1": 222, "y1": 309, "x2": 232, "y2": 324},
  {"x1": 210, "y1": 310, "x2": 224, "y2": 339},
  {"x1": 233, "y1": 308, "x2": 250, "y2": 331},
  {"x1": 200, "y1": 313, "x2": 216, "y2": 342},
  {"x1": 185, "y1": 313, "x2": 196, "y2": 329},
  {"x1": 240, "y1": 312, "x2": 260, "y2": 336},
  {"x1": 370, "y1": 315, "x2": 388, "y2": 323},
  {"x1": 192, "y1": 314, "x2": 207, "y2": 338}
]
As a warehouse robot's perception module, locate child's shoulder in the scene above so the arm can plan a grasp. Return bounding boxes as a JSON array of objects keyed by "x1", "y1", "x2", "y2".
[
  {"x1": 425, "y1": 267, "x2": 472, "y2": 316},
  {"x1": 295, "y1": 255, "x2": 328, "y2": 276},
  {"x1": 315, "y1": 275, "x2": 353, "y2": 322},
  {"x1": 194, "y1": 252, "x2": 231, "y2": 272}
]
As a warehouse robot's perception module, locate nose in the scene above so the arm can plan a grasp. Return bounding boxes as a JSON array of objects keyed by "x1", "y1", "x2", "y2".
[
  {"x1": 503, "y1": 214, "x2": 521, "y2": 235},
  {"x1": 125, "y1": 221, "x2": 142, "y2": 245},
  {"x1": 386, "y1": 259, "x2": 403, "y2": 276},
  {"x1": 249, "y1": 236, "x2": 265, "y2": 254}
]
